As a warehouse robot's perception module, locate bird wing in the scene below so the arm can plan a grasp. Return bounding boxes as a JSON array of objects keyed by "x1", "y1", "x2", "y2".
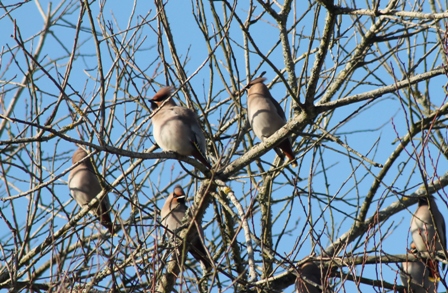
[
  {"x1": 268, "y1": 93, "x2": 288, "y2": 123},
  {"x1": 441, "y1": 213, "x2": 447, "y2": 248}
]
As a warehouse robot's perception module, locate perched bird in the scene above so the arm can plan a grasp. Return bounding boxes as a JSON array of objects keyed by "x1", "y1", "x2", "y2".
[
  {"x1": 400, "y1": 242, "x2": 437, "y2": 293},
  {"x1": 160, "y1": 185, "x2": 211, "y2": 269},
  {"x1": 246, "y1": 77, "x2": 298, "y2": 167},
  {"x1": 410, "y1": 195, "x2": 446, "y2": 282},
  {"x1": 295, "y1": 262, "x2": 322, "y2": 293},
  {"x1": 150, "y1": 87, "x2": 211, "y2": 169},
  {"x1": 68, "y1": 147, "x2": 114, "y2": 234}
]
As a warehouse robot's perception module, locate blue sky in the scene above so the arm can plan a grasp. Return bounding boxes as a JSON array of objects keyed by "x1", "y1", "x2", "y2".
[{"x1": 0, "y1": 0, "x2": 447, "y2": 292}]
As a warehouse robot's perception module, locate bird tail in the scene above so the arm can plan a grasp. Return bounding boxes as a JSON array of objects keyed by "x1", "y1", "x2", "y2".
[
  {"x1": 100, "y1": 213, "x2": 114, "y2": 235},
  {"x1": 191, "y1": 140, "x2": 211, "y2": 169},
  {"x1": 189, "y1": 238, "x2": 212, "y2": 270},
  {"x1": 277, "y1": 139, "x2": 298, "y2": 167},
  {"x1": 427, "y1": 259, "x2": 440, "y2": 282}
]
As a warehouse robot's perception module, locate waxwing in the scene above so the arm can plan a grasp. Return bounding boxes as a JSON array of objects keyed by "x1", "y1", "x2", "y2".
[
  {"x1": 150, "y1": 87, "x2": 210, "y2": 169},
  {"x1": 400, "y1": 242, "x2": 438, "y2": 293},
  {"x1": 410, "y1": 195, "x2": 446, "y2": 282},
  {"x1": 246, "y1": 77, "x2": 298, "y2": 167},
  {"x1": 295, "y1": 262, "x2": 322, "y2": 293},
  {"x1": 160, "y1": 185, "x2": 211, "y2": 269},
  {"x1": 68, "y1": 148, "x2": 114, "y2": 234}
]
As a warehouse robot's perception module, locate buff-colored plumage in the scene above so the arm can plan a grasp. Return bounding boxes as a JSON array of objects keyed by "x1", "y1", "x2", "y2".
[
  {"x1": 410, "y1": 196, "x2": 446, "y2": 282},
  {"x1": 160, "y1": 185, "x2": 211, "y2": 269},
  {"x1": 400, "y1": 242, "x2": 437, "y2": 293},
  {"x1": 247, "y1": 77, "x2": 297, "y2": 167},
  {"x1": 150, "y1": 87, "x2": 210, "y2": 168},
  {"x1": 68, "y1": 148, "x2": 114, "y2": 234}
]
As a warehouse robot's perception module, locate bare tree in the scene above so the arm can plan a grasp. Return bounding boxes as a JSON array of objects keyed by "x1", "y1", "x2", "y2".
[{"x1": 0, "y1": 0, "x2": 447, "y2": 292}]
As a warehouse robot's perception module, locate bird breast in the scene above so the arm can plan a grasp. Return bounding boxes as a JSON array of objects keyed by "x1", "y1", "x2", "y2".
[
  {"x1": 248, "y1": 96, "x2": 286, "y2": 140},
  {"x1": 162, "y1": 204, "x2": 188, "y2": 231},
  {"x1": 401, "y1": 261, "x2": 437, "y2": 293},
  {"x1": 69, "y1": 168, "x2": 102, "y2": 206},
  {"x1": 152, "y1": 106, "x2": 202, "y2": 156},
  {"x1": 411, "y1": 205, "x2": 445, "y2": 250}
]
